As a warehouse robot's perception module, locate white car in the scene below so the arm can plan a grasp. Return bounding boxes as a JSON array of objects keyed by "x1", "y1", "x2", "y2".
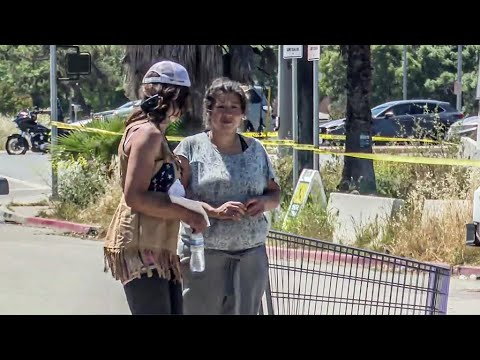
[
  {"x1": 446, "y1": 115, "x2": 479, "y2": 140},
  {"x1": 93, "y1": 100, "x2": 141, "y2": 121},
  {"x1": 72, "y1": 100, "x2": 142, "y2": 127}
]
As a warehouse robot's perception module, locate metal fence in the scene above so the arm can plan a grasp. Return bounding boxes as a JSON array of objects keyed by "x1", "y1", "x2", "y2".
[{"x1": 261, "y1": 231, "x2": 451, "y2": 315}]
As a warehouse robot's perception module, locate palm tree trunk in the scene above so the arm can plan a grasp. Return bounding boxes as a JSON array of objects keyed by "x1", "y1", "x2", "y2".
[
  {"x1": 123, "y1": 45, "x2": 222, "y2": 133},
  {"x1": 338, "y1": 45, "x2": 377, "y2": 194},
  {"x1": 122, "y1": 45, "x2": 264, "y2": 135}
]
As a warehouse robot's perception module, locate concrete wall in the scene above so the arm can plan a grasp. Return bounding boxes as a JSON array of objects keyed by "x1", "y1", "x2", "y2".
[
  {"x1": 327, "y1": 193, "x2": 404, "y2": 245},
  {"x1": 459, "y1": 137, "x2": 480, "y2": 160}
]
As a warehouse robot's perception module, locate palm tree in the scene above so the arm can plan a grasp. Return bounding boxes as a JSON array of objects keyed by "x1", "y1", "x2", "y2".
[
  {"x1": 338, "y1": 45, "x2": 377, "y2": 194},
  {"x1": 122, "y1": 45, "x2": 276, "y2": 133}
]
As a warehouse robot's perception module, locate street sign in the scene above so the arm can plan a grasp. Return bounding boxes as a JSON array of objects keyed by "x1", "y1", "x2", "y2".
[
  {"x1": 283, "y1": 45, "x2": 303, "y2": 59},
  {"x1": 308, "y1": 45, "x2": 320, "y2": 61},
  {"x1": 283, "y1": 169, "x2": 327, "y2": 226},
  {"x1": 454, "y1": 80, "x2": 461, "y2": 96}
]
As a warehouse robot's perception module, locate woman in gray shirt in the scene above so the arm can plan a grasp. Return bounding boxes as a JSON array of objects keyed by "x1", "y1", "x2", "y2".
[{"x1": 175, "y1": 77, "x2": 280, "y2": 315}]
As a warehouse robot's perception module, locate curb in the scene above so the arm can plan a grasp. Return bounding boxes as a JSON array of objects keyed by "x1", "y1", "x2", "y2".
[
  {"x1": 265, "y1": 246, "x2": 480, "y2": 278},
  {"x1": 452, "y1": 265, "x2": 480, "y2": 277},
  {"x1": 0, "y1": 207, "x2": 98, "y2": 235},
  {"x1": 1, "y1": 205, "x2": 479, "y2": 276}
]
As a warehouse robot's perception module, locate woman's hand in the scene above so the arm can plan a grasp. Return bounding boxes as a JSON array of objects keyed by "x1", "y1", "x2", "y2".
[
  {"x1": 245, "y1": 197, "x2": 267, "y2": 218},
  {"x1": 180, "y1": 209, "x2": 208, "y2": 233},
  {"x1": 214, "y1": 201, "x2": 247, "y2": 220}
]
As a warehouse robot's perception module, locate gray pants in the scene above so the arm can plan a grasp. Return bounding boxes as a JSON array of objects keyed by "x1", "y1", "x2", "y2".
[{"x1": 178, "y1": 243, "x2": 268, "y2": 315}]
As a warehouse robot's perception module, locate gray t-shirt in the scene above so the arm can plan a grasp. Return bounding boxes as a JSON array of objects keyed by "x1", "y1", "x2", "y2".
[{"x1": 174, "y1": 132, "x2": 278, "y2": 251}]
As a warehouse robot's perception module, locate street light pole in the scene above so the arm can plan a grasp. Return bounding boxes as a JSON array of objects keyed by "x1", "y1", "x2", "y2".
[
  {"x1": 476, "y1": 54, "x2": 480, "y2": 147},
  {"x1": 313, "y1": 57, "x2": 319, "y2": 171},
  {"x1": 50, "y1": 45, "x2": 58, "y2": 199},
  {"x1": 457, "y1": 45, "x2": 463, "y2": 112},
  {"x1": 292, "y1": 58, "x2": 298, "y2": 188}
]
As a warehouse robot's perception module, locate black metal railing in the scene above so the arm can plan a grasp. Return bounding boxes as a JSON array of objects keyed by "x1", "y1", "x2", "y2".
[{"x1": 262, "y1": 231, "x2": 450, "y2": 315}]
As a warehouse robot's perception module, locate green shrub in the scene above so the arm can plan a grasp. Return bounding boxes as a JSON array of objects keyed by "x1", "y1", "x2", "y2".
[{"x1": 56, "y1": 155, "x2": 110, "y2": 209}]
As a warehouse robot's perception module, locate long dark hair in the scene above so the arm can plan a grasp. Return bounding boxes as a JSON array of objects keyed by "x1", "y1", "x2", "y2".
[{"x1": 125, "y1": 71, "x2": 190, "y2": 128}]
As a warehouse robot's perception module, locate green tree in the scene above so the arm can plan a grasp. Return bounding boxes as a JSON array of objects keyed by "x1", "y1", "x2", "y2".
[
  {"x1": 320, "y1": 45, "x2": 480, "y2": 118},
  {"x1": 0, "y1": 45, "x2": 49, "y2": 114},
  {"x1": 0, "y1": 45, "x2": 128, "y2": 116},
  {"x1": 371, "y1": 45, "x2": 403, "y2": 105},
  {"x1": 319, "y1": 45, "x2": 347, "y2": 118}
]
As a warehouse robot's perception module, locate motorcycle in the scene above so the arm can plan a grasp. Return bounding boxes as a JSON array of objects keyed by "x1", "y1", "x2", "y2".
[{"x1": 5, "y1": 108, "x2": 51, "y2": 155}]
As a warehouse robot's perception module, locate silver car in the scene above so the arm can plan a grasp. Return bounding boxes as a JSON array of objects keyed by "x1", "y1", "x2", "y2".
[
  {"x1": 446, "y1": 115, "x2": 479, "y2": 140},
  {"x1": 93, "y1": 100, "x2": 141, "y2": 121}
]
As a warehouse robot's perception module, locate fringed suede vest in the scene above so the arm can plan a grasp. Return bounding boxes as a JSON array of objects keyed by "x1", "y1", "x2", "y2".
[{"x1": 103, "y1": 120, "x2": 181, "y2": 283}]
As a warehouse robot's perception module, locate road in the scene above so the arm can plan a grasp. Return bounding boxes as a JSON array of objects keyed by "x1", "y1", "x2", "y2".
[
  {"x1": 0, "y1": 223, "x2": 129, "y2": 315},
  {"x1": 0, "y1": 222, "x2": 478, "y2": 315},
  {"x1": 0, "y1": 152, "x2": 51, "y2": 204}
]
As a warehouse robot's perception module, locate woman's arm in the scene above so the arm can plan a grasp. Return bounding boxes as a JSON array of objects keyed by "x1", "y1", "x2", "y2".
[
  {"x1": 245, "y1": 142, "x2": 281, "y2": 217},
  {"x1": 199, "y1": 201, "x2": 246, "y2": 220},
  {"x1": 245, "y1": 179, "x2": 281, "y2": 217},
  {"x1": 123, "y1": 126, "x2": 207, "y2": 231},
  {"x1": 176, "y1": 154, "x2": 190, "y2": 189},
  {"x1": 175, "y1": 154, "x2": 245, "y2": 220}
]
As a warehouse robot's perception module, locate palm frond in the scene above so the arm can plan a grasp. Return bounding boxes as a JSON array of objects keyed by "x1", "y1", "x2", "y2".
[{"x1": 52, "y1": 117, "x2": 125, "y2": 164}]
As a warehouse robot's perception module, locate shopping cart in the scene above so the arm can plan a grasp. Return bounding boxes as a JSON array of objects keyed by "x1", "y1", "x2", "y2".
[{"x1": 261, "y1": 230, "x2": 450, "y2": 315}]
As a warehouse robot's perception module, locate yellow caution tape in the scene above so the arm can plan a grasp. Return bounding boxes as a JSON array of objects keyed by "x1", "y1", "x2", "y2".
[
  {"x1": 51, "y1": 121, "x2": 478, "y2": 167},
  {"x1": 242, "y1": 131, "x2": 279, "y2": 138},
  {"x1": 52, "y1": 122, "x2": 452, "y2": 146},
  {"x1": 240, "y1": 131, "x2": 450, "y2": 145},
  {"x1": 339, "y1": 152, "x2": 480, "y2": 167},
  {"x1": 52, "y1": 121, "x2": 123, "y2": 136}
]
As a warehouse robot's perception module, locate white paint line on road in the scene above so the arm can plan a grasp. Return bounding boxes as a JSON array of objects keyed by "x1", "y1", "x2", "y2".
[
  {"x1": 8, "y1": 188, "x2": 51, "y2": 192},
  {"x1": 0, "y1": 175, "x2": 50, "y2": 190}
]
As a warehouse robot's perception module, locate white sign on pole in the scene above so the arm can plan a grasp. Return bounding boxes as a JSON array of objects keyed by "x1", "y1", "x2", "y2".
[
  {"x1": 454, "y1": 80, "x2": 461, "y2": 96},
  {"x1": 283, "y1": 169, "x2": 327, "y2": 226},
  {"x1": 307, "y1": 45, "x2": 320, "y2": 61},
  {"x1": 283, "y1": 45, "x2": 303, "y2": 59}
]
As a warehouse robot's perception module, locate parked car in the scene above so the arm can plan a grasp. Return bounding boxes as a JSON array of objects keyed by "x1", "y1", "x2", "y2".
[
  {"x1": 93, "y1": 100, "x2": 141, "y2": 121},
  {"x1": 70, "y1": 100, "x2": 142, "y2": 127},
  {"x1": 446, "y1": 115, "x2": 479, "y2": 141},
  {"x1": 320, "y1": 99, "x2": 464, "y2": 144}
]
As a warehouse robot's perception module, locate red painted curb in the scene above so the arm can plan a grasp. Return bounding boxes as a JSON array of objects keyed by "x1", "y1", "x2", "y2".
[
  {"x1": 452, "y1": 265, "x2": 480, "y2": 277},
  {"x1": 264, "y1": 246, "x2": 480, "y2": 276},
  {"x1": 25, "y1": 217, "x2": 98, "y2": 235}
]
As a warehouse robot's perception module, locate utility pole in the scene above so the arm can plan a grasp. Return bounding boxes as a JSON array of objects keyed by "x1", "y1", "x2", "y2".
[
  {"x1": 50, "y1": 45, "x2": 58, "y2": 199},
  {"x1": 292, "y1": 57, "x2": 299, "y2": 187},
  {"x1": 403, "y1": 45, "x2": 408, "y2": 100},
  {"x1": 457, "y1": 45, "x2": 463, "y2": 112}
]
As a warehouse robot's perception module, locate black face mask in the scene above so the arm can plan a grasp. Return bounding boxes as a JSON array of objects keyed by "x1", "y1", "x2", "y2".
[{"x1": 140, "y1": 94, "x2": 159, "y2": 113}]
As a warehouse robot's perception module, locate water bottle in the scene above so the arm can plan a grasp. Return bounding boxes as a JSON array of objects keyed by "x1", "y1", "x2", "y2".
[{"x1": 189, "y1": 232, "x2": 205, "y2": 272}]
